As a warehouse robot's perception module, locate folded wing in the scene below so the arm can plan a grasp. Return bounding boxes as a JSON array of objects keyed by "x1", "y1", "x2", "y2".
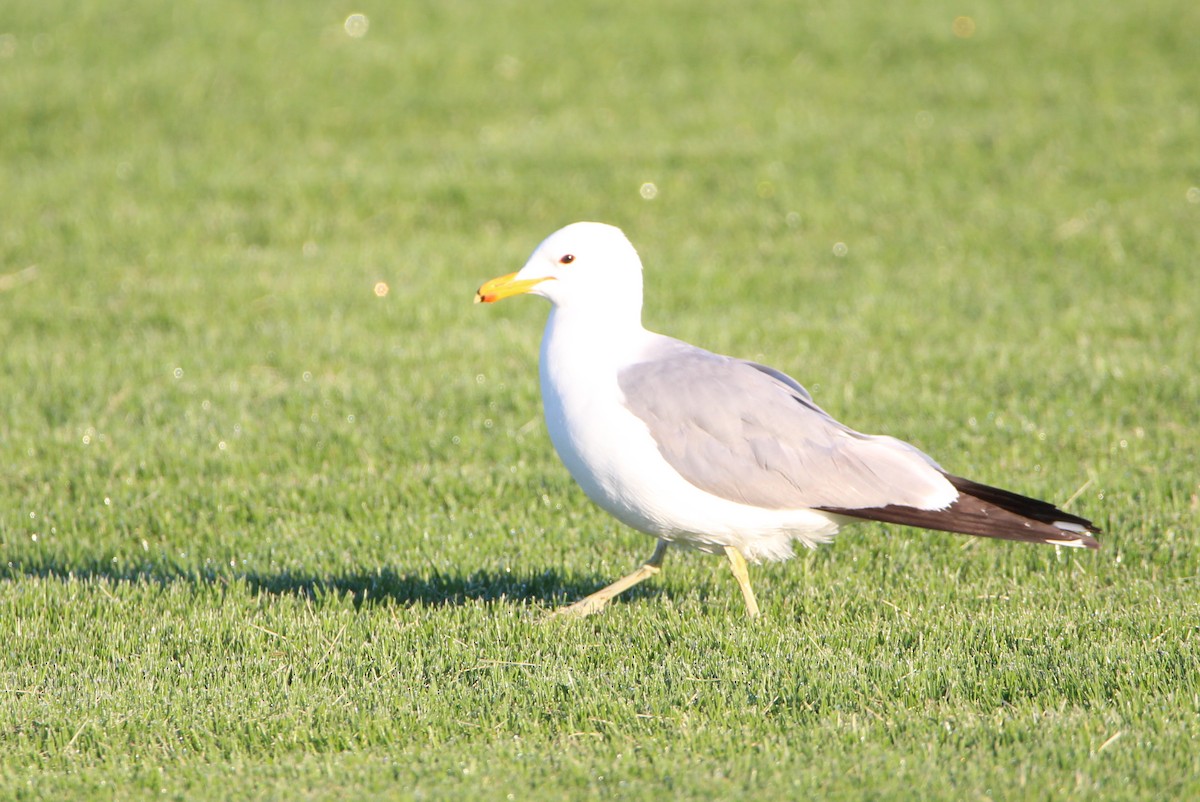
[{"x1": 618, "y1": 337, "x2": 1099, "y2": 548}]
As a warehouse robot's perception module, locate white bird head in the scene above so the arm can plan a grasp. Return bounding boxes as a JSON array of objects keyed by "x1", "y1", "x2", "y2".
[{"x1": 475, "y1": 222, "x2": 644, "y2": 319}]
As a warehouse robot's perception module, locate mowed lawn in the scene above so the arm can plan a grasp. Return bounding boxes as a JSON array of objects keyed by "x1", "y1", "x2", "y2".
[{"x1": 2, "y1": 0, "x2": 1198, "y2": 798}]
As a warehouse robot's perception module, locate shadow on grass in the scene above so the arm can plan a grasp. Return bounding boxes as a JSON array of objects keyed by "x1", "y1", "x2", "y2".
[
  {"x1": 241, "y1": 566, "x2": 635, "y2": 609},
  {"x1": 2, "y1": 558, "x2": 657, "y2": 610}
]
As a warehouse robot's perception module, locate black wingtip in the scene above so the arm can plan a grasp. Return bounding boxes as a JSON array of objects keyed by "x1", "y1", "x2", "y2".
[
  {"x1": 945, "y1": 474, "x2": 1101, "y2": 537},
  {"x1": 819, "y1": 474, "x2": 1101, "y2": 549}
]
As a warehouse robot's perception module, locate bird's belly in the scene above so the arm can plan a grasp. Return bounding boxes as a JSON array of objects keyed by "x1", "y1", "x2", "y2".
[
  {"x1": 539, "y1": 367, "x2": 840, "y2": 562},
  {"x1": 542, "y1": 380, "x2": 662, "y2": 530}
]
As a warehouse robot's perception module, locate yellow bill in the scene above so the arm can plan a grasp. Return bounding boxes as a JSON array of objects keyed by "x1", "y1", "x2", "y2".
[{"x1": 474, "y1": 272, "x2": 550, "y2": 304}]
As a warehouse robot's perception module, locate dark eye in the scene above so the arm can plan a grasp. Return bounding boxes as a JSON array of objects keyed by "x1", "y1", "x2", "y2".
[{"x1": 559, "y1": 254, "x2": 575, "y2": 264}]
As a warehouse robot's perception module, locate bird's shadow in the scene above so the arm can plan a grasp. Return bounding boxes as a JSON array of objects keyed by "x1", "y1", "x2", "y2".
[{"x1": 3, "y1": 558, "x2": 658, "y2": 610}]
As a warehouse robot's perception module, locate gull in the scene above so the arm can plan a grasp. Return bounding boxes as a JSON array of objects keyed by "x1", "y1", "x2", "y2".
[{"x1": 475, "y1": 222, "x2": 1100, "y2": 618}]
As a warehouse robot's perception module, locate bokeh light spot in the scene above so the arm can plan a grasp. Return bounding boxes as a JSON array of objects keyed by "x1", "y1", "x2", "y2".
[
  {"x1": 952, "y1": 16, "x2": 976, "y2": 38},
  {"x1": 344, "y1": 14, "x2": 369, "y2": 38}
]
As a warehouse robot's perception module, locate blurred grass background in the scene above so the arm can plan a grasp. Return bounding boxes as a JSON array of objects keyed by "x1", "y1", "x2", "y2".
[{"x1": 1, "y1": 0, "x2": 1198, "y2": 798}]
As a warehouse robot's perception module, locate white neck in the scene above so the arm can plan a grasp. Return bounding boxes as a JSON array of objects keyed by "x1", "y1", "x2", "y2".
[{"x1": 540, "y1": 305, "x2": 649, "y2": 373}]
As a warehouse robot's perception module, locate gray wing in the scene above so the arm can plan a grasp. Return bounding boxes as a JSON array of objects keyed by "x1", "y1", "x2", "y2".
[{"x1": 618, "y1": 337, "x2": 953, "y2": 511}]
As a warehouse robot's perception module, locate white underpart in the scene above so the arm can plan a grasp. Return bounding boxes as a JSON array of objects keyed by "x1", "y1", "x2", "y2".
[{"x1": 539, "y1": 308, "x2": 848, "y2": 563}]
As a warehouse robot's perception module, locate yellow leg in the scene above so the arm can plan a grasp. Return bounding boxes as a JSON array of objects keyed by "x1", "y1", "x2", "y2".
[
  {"x1": 548, "y1": 540, "x2": 669, "y2": 619},
  {"x1": 724, "y1": 546, "x2": 760, "y2": 619}
]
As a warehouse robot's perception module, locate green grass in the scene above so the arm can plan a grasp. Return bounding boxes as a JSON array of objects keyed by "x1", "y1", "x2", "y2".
[{"x1": 2, "y1": 0, "x2": 1198, "y2": 798}]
